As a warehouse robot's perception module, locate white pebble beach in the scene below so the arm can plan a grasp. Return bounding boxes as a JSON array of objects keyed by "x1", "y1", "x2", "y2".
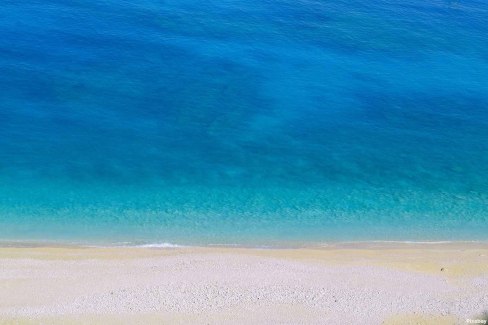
[{"x1": 0, "y1": 243, "x2": 487, "y2": 324}]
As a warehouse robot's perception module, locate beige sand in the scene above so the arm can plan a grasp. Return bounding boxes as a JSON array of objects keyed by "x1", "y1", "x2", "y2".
[{"x1": 0, "y1": 243, "x2": 487, "y2": 324}]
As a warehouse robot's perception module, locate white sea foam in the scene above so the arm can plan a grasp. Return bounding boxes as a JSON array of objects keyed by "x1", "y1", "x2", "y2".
[{"x1": 137, "y1": 242, "x2": 182, "y2": 248}]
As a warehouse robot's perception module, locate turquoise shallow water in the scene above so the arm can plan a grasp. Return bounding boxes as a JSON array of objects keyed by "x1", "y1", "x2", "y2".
[{"x1": 1, "y1": 0, "x2": 487, "y2": 245}]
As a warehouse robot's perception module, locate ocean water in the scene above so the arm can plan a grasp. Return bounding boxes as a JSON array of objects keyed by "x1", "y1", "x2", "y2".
[{"x1": 0, "y1": 0, "x2": 487, "y2": 246}]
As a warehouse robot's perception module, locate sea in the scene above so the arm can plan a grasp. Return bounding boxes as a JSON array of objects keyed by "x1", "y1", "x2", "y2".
[{"x1": 0, "y1": 0, "x2": 487, "y2": 246}]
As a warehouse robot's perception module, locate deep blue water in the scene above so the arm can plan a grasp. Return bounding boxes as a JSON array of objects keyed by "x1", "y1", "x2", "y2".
[{"x1": 0, "y1": 0, "x2": 487, "y2": 245}]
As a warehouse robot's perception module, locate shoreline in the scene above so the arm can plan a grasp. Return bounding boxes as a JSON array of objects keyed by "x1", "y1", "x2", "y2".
[
  {"x1": 1, "y1": 239, "x2": 488, "y2": 249},
  {"x1": 1, "y1": 243, "x2": 487, "y2": 324}
]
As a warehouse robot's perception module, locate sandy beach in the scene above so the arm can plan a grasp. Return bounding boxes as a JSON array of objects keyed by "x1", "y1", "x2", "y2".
[{"x1": 0, "y1": 243, "x2": 487, "y2": 324}]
